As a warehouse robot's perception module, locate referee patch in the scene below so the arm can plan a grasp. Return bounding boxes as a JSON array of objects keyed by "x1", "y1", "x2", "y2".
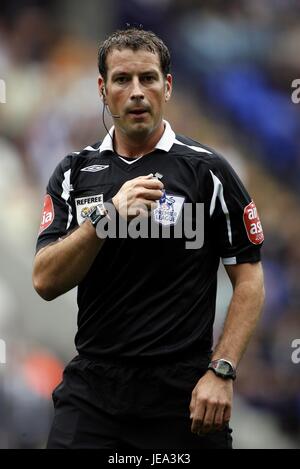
[
  {"x1": 39, "y1": 194, "x2": 54, "y2": 234},
  {"x1": 243, "y1": 201, "x2": 264, "y2": 245},
  {"x1": 75, "y1": 194, "x2": 104, "y2": 225}
]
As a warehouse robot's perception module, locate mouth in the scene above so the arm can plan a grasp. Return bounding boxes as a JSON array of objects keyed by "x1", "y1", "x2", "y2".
[{"x1": 128, "y1": 108, "x2": 149, "y2": 116}]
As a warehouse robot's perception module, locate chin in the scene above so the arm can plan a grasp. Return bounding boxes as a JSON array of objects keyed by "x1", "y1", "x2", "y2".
[{"x1": 130, "y1": 122, "x2": 152, "y2": 136}]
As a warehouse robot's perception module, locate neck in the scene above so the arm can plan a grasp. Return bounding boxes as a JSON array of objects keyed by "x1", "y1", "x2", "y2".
[{"x1": 114, "y1": 121, "x2": 165, "y2": 158}]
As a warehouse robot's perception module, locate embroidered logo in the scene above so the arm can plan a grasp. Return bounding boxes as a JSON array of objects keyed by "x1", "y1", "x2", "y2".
[
  {"x1": 75, "y1": 194, "x2": 104, "y2": 224},
  {"x1": 80, "y1": 165, "x2": 109, "y2": 172}
]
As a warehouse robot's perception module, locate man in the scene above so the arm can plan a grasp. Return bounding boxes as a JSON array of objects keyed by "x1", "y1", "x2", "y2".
[{"x1": 33, "y1": 28, "x2": 265, "y2": 449}]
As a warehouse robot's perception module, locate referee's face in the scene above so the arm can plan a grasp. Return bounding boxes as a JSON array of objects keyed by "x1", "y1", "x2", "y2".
[{"x1": 99, "y1": 48, "x2": 172, "y2": 140}]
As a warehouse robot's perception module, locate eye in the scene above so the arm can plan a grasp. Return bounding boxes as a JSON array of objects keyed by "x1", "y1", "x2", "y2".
[
  {"x1": 142, "y1": 75, "x2": 155, "y2": 83},
  {"x1": 115, "y1": 76, "x2": 128, "y2": 84}
]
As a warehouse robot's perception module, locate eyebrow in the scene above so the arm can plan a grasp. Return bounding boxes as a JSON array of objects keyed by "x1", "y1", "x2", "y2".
[{"x1": 111, "y1": 69, "x2": 160, "y2": 79}]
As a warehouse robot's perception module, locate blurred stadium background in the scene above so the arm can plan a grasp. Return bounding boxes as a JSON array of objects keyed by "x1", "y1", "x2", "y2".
[{"x1": 0, "y1": 0, "x2": 299, "y2": 449}]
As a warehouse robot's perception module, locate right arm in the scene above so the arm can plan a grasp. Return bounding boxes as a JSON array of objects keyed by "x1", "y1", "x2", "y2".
[
  {"x1": 33, "y1": 220, "x2": 105, "y2": 301},
  {"x1": 33, "y1": 173, "x2": 163, "y2": 301}
]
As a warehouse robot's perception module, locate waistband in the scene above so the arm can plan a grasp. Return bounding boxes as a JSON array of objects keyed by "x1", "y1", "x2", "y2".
[{"x1": 77, "y1": 349, "x2": 212, "y2": 368}]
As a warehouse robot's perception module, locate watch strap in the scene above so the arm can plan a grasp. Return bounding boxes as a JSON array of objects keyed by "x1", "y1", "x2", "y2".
[{"x1": 87, "y1": 202, "x2": 108, "y2": 228}]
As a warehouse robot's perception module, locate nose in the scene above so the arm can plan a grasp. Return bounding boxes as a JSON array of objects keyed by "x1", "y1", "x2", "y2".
[{"x1": 130, "y1": 77, "x2": 144, "y2": 101}]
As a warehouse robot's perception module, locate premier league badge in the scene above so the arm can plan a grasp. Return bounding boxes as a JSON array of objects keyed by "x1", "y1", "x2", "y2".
[{"x1": 153, "y1": 191, "x2": 185, "y2": 226}]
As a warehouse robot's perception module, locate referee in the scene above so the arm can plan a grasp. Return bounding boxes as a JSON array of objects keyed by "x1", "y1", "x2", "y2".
[{"x1": 33, "y1": 28, "x2": 265, "y2": 449}]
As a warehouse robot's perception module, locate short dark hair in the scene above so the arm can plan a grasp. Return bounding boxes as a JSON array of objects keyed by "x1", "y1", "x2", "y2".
[{"x1": 98, "y1": 28, "x2": 171, "y2": 81}]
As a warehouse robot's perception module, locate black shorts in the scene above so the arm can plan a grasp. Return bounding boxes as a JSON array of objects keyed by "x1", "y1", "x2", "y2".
[{"x1": 47, "y1": 355, "x2": 233, "y2": 449}]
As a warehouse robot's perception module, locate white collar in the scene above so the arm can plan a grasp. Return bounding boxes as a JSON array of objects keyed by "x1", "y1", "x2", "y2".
[{"x1": 99, "y1": 120, "x2": 176, "y2": 154}]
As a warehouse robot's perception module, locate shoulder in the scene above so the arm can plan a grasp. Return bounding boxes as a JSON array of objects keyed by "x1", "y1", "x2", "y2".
[
  {"x1": 71, "y1": 141, "x2": 102, "y2": 158},
  {"x1": 173, "y1": 134, "x2": 233, "y2": 172},
  {"x1": 68, "y1": 141, "x2": 103, "y2": 165},
  {"x1": 52, "y1": 141, "x2": 103, "y2": 175},
  {"x1": 174, "y1": 134, "x2": 214, "y2": 156}
]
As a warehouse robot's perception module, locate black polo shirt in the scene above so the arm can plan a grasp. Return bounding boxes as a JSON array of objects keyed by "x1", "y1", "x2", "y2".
[{"x1": 36, "y1": 121, "x2": 263, "y2": 362}]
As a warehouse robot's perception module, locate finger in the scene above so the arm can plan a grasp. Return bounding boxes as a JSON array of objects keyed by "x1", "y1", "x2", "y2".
[
  {"x1": 117, "y1": 189, "x2": 162, "y2": 211},
  {"x1": 137, "y1": 179, "x2": 164, "y2": 190},
  {"x1": 133, "y1": 188, "x2": 163, "y2": 201},
  {"x1": 213, "y1": 405, "x2": 226, "y2": 431},
  {"x1": 198, "y1": 402, "x2": 217, "y2": 434},
  {"x1": 140, "y1": 189, "x2": 164, "y2": 200},
  {"x1": 135, "y1": 200, "x2": 158, "y2": 217},
  {"x1": 123, "y1": 174, "x2": 154, "y2": 190},
  {"x1": 136, "y1": 174, "x2": 154, "y2": 179},
  {"x1": 124, "y1": 175, "x2": 160, "y2": 192},
  {"x1": 189, "y1": 392, "x2": 196, "y2": 418},
  {"x1": 135, "y1": 208, "x2": 150, "y2": 218},
  {"x1": 128, "y1": 200, "x2": 156, "y2": 217},
  {"x1": 223, "y1": 404, "x2": 231, "y2": 426},
  {"x1": 189, "y1": 394, "x2": 195, "y2": 420},
  {"x1": 135, "y1": 199, "x2": 157, "y2": 211},
  {"x1": 191, "y1": 415, "x2": 205, "y2": 435},
  {"x1": 191, "y1": 402, "x2": 206, "y2": 434}
]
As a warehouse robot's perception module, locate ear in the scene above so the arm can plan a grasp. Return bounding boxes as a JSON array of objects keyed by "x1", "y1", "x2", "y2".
[
  {"x1": 164, "y1": 74, "x2": 172, "y2": 102},
  {"x1": 98, "y1": 76, "x2": 106, "y2": 101}
]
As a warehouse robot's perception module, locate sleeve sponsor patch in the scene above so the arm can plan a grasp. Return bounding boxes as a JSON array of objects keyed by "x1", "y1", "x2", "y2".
[
  {"x1": 243, "y1": 201, "x2": 264, "y2": 245},
  {"x1": 39, "y1": 194, "x2": 54, "y2": 234}
]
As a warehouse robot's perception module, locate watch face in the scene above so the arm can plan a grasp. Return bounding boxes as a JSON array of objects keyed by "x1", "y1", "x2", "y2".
[
  {"x1": 217, "y1": 361, "x2": 231, "y2": 374},
  {"x1": 209, "y1": 359, "x2": 235, "y2": 379}
]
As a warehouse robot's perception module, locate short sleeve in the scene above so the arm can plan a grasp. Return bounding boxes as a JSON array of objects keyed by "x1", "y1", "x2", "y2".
[
  {"x1": 36, "y1": 155, "x2": 74, "y2": 253},
  {"x1": 207, "y1": 154, "x2": 264, "y2": 265}
]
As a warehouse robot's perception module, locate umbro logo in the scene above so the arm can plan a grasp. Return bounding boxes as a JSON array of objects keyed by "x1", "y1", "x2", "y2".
[{"x1": 81, "y1": 165, "x2": 109, "y2": 173}]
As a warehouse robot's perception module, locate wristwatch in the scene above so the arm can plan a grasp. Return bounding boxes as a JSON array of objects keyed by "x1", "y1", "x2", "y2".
[
  {"x1": 208, "y1": 359, "x2": 236, "y2": 380},
  {"x1": 86, "y1": 203, "x2": 108, "y2": 228}
]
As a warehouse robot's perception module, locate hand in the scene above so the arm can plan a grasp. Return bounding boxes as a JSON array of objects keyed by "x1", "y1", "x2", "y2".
[
  {"x1": 112, "y1": 174, "x2": 164, "y2": 220},
  {"x1": 189, "y1": 370, "x2": 233, "y2": 435}
]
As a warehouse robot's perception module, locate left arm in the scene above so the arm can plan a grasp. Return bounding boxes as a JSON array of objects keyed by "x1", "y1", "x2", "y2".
[
  {"x1": 213, "y1": 261, "x2": 265, "y2": 366},
  {"x1": 189, "y1": 261, "x2": 265, "y2": 434}
]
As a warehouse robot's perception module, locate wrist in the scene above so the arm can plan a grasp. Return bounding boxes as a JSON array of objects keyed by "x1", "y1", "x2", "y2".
[
  {"x1": 207, "y1": 358, "x2": 236, "y2": 380},
  {"x1": 211, "y1": 356, "x2": 237, "y2": 368},
  {"x1": 86, "y1": 201, "x2": 109, "y2": 229}
]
